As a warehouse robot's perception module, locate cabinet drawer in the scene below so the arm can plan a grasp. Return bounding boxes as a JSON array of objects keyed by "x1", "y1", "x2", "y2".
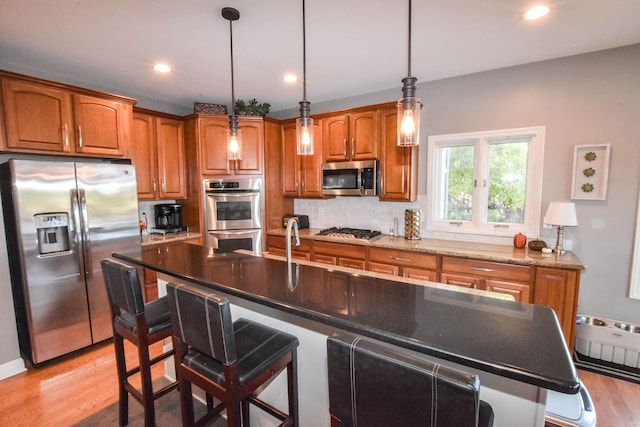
[
  {"x1": 267, "y1": 235, "x2": 312, "y2": 252},
  {"x1": 441, "y1": 256, "x2": 531, "y2": 282},
  {"x1": 313, "y1": 241, "x2": 366, "y2": 259},
  {"x1": 369, "y1": 247, "x2": 437, "y2": 269}
]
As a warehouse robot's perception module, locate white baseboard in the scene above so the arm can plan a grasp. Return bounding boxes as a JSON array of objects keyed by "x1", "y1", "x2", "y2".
[{"x1": 0, "y1": 357, "x2": 26, "y2": 380}]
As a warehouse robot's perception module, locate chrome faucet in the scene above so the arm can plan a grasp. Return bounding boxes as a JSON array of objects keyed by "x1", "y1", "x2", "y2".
[
  {"x1": 285, "y1": 218, "x2": 300, "y2": 289},
  {"x1": 285, "y1": 218, "x2": 300, "y2": 261}
]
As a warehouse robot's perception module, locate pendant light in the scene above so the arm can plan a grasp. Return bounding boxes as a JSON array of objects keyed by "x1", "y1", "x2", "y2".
[
  {"x1": 296, "y1": 0, "x2": 314, "y2": 155},
  {"x1": 397, "y1": 0, "x2": 421, "y2": 147},
  {"x1": 222, "y1": 7, "x2": 242, "y2": 161}
]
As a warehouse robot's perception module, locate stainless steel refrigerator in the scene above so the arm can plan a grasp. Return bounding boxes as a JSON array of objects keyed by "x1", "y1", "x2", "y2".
[{"x1": 1, "y1": 158, "x2": 140, "y2": 365}]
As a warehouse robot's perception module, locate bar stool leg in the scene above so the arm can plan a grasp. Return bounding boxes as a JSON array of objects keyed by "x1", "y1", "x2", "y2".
[
  {"x1": 288, "y1": 350, "x2": 299, "y2": 427},
  {"x1": 137, "y1": 340, "x2": 155, "y2": 427},
  {"x1": 113, "y1": 334, "x2": 129, "y2": 427}
]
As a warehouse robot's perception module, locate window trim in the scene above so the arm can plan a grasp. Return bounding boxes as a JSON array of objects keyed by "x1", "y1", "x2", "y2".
[{"x1": 426, "y1": 126, "x2": 545, "y2": 239}]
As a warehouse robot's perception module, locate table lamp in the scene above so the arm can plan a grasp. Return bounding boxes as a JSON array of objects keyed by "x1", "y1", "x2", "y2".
[{"x1": 544, "y1": 202, "x2": 578, "y2": 255}]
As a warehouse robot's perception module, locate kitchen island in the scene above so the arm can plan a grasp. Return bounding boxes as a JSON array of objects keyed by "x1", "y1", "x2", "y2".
[{"x1": 113, "y1": 242, "x2": 579, "y2": 427}]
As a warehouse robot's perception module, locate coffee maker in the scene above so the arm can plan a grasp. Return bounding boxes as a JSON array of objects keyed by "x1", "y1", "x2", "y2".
[{"x1": 152, "y1": 204, "x2": 185, "y2": 234}]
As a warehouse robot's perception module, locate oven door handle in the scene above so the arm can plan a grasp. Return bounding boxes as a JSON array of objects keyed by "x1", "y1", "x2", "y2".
[
  {"x1": 209, "y1": 229, "x2": 259, "y2": 236},
  {"x1": 207, "y1": 191, "x2": 260, "y2": 197}
]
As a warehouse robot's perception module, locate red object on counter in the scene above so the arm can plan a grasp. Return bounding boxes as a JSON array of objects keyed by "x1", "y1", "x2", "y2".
[{"x1": 513, "y1": 233, "x2": 527, "y2": 248}]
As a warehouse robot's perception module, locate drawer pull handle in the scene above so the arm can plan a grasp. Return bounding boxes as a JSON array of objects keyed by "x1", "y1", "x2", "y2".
[
  {"x1": 470, "y1": 267, "x2": 495, "y2": 272},
  {"x1": 391, "y1": 256, "x2": 411, "y2": 262}
]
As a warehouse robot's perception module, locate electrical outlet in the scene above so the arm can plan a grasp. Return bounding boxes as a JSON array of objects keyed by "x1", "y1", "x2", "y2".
[{"x1": 563, "y1": 239, "x2": 572, "y2": 251}]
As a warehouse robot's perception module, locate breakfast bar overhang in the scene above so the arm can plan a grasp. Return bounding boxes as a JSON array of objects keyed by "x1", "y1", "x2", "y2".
[{"x1": 113, "y1": 242, "x2": 579, "y2": 427}]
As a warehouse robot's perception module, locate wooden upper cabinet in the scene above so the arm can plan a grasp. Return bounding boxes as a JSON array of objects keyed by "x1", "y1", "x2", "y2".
[
  {"x1": 379, "y1": 108, "x2": 418, "y2": 201},
  {"x1": 198, "y1": 115, "x2": 263, "y2": 176},
  {"x1": 131, "y1": 112, "x2": 158, "y2": 198},
  {"x1": 281, "y1": 121, "x2": 324, "y2": 198},
  {"x1": 132, "y1": 110, "x2": 186, "y2": 200},
  {"x1": 2, "y1": 79, "x2": 74, "y2": 153},
  {"x1": 199, "y1": 116, "x2": 229, "y2": 175},
  {"x1": 157, "y1": 117, "x2": 186, "y2": 198},
  {"x1": 1, "y1": 74, "x2": 133, "y2": 157},
  {"x1": 72, "y1": 94, "x2": 129, "y2": 157},
  {"x1": 323, "y1": 110, "x2": 378, "y2": 161}
]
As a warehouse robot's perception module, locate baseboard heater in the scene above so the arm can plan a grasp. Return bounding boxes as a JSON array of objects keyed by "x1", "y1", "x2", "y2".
[{"x1": 575, "y1": 314, "x2": 640, "y2": 368}]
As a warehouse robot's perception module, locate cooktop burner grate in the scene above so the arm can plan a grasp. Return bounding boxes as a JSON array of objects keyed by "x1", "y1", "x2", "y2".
[{"x1": 317, "y1": 227, "x2": 383, "y2": 241}]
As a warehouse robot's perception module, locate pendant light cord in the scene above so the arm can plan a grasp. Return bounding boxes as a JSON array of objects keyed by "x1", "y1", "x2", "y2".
[
  {"x1": 302, "y1": 0, "x2": 307, "y2": 103},
  {"x1": 407, "y1": 0, "x2": 412, "y2": 78},
  {"x1": 228, "y1": 19, "x2": 236, "y2": 114}
]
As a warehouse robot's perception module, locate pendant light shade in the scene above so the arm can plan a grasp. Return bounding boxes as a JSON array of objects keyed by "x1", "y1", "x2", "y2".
[
  {"x1": 223, "y1": 7, "x2": 242, "y2": 161},
  {"x1": 296, "y1": 0, "x2": 314, "y2": 155},
  {"x1": 397, "y1": 0, "x2": 421, "y2": 147}
]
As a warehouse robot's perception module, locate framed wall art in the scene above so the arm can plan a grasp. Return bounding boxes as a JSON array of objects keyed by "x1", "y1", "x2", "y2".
[{"x1": 570, "y1": 144, "x2": 611, "y2": 200}]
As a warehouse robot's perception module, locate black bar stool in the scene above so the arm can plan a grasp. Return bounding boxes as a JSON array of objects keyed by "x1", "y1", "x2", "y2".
[
  {"x1": 327, "y1": 332, "x2": 494, "y2": 427},
  {"x1": 101, "y1": 258, "x2": 178, "y2": 427},
  {"x1": 166, "y1": 281, "x2": 299, "y2": 426}
]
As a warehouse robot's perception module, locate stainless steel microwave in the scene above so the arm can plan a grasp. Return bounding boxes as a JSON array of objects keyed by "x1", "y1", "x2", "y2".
[{"x1": 321, "y1": 160, "x2": 379, "y2": 196}]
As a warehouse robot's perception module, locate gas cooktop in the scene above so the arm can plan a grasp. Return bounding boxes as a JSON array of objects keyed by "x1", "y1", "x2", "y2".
[{"x1": 317, "y1": 227, "x2": 383, "y2": 242}]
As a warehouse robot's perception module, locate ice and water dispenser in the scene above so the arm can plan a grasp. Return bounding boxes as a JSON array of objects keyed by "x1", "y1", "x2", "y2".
[{"x1": 34, "y1": 213, "x2": 70, "y2": 255}]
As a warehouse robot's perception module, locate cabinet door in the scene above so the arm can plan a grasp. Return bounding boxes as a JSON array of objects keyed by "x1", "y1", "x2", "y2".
[
  {"x1": 350, "y1": 110, "x2": 378, "y2": 160},
  {"x1": 141, "y1": 245, "x2": 160, "y2": 302},
  {"x1": 403, "y1": 267, "x2": 436, "y2": 282},
  {"x1": 534, "y1": 267, "x2": 579, "y2": 348},
  {"x1": 73, "y1": 94, "x2": 127, "y2": 157},
  {"x1": 440, "y1": 272, "x2": 481, "y2": 289},
  {"x1": 485, "y1": 279, "x2": 531, "y2": 303},
  {"x1": 157, "y1": 117, "x2": 186, "y2": 199},
  {"x1": 323, "y1": 115, "x2": 349, "y2": 161},
  {"x1": 281, "y1": 123, "x2": 300, "y2": 196},
  {"x1": 325, "y1": 273, "x2": 349, "y2": 315},
  {"x1": 314, "y1": 253, "x2": 337, "y2": 265},
  {"x1": 236, "y1": 118, "x2": 264, "y2": 174},
  {"x1": 199, "y1": 116, "x2": 231, "y2": 175},
  {"x1": 340, "y1": 258, "x2": 366, "y2": 270},
  {"x1": 379, "y1": 108, "x2": 418, "y2": 201},
  {"x1": 2, "y1": 79, "x2": 74, "y2": 153},
  {"x1": 131, "y1": 112, "x2": 158, "y2": 199},
  {"x1": 369, "y1": 261, "x2": 400, "y2": 276}
]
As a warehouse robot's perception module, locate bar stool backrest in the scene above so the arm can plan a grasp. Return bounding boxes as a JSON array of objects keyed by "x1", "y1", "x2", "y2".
[
  {"x1": 101, "y1": 258, "x2": 146, "y2": 316},
  {"x1": 167, "y1": 283, "x2": 237, "y2": 365},
  {"x1": 327, "y1": 333, "x2": 487, "y2": 427}
]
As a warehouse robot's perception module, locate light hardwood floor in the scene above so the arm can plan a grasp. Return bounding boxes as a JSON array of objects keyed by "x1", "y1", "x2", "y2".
[{"x1": 0, "y1": 341, "x2": 639, "y2": 426}]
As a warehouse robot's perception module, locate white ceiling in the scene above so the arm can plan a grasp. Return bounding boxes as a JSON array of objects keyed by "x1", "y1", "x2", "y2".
[{"x1": 1, "y1": 0, "x2": 640, "y2": 116}]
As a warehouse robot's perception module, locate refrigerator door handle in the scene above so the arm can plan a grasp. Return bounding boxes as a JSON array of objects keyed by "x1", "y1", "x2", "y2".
[
  {"x1": 78, "y1": 189, "x2": 92, "y2": 278},
  {"x1": 71, "y1": 189, "x2": 86, "y2": 279}
]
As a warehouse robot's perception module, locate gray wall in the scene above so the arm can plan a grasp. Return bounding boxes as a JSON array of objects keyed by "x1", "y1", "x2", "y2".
[{"x1": 280, "y1": 44, "x2": 640, "y2": 323}]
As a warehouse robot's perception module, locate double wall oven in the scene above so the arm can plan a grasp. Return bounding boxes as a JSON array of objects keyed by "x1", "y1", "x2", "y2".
[{"x1": 203, "y1": 177, "x2": 263, "y2": 255}]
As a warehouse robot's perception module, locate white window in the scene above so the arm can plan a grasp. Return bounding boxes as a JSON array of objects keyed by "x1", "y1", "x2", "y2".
[{"x1": 426, "y1": 126, "x2": 545, "y2": 238}]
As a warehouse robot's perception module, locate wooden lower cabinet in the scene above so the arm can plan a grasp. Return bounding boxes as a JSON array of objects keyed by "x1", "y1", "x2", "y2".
[
  {"x1": 312, "y1": 241, "x2": 366, "y2": 270},
  {"x1": 534, "y1": 267, "x2": 580, "y2": 350},
  {"x1": 266, "y1": 235, "x2": 312, "y2": 260},
  {"x1": 141, "y1": 241, "x2": 189, "y2": 301},
  {"x1": 265, "y1": 234, "x2": 580, "y2": 348},
  {"x1": 368, "y1": 247, "x2": 437, "y2": 282},
  {"x1": 440, "y1": 256, "x2": 533, "y2": 303}
]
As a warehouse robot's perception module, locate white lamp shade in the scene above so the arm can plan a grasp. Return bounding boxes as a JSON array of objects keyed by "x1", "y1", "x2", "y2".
[{"x1": 544, "y1": 202, "x2": 578, "y2": 226}]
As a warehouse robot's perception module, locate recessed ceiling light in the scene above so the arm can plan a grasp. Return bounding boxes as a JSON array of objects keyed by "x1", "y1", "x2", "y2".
[
  {"x1": 283, "y1": 74, "x2": 298, "y2": 83},
  {"x1": 153, "y1": 63, "x2": 172, "y2": 73},
  {"x1": 523, "y1": 5, "x2": 549, "y2": 20}
]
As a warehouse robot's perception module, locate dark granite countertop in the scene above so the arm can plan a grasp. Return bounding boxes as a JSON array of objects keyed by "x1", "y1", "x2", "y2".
[{"x1": 113, "y1": 242, "x2": 579, "y2": 394}]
